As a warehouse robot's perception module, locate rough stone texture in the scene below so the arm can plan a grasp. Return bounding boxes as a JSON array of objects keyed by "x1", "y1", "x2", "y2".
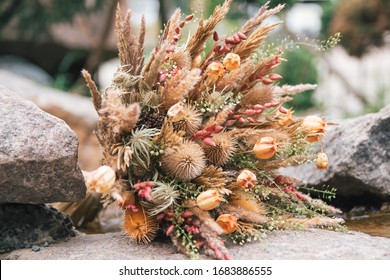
[
  {"x1": 0, "y1": 86, "x2": 86, "y2": 203},
  {"x1": 1, "y1": 229, "x2": 389, "y2": 260},
  {"x1": 0, "y1": 69, "x2": 101, "y2": 171},
  {"x1": 281, "y1": 105, "x2": 390, "y2": 203},
  {"x1": 0, "y1": 203, "x2": 76, "y2": 254}
]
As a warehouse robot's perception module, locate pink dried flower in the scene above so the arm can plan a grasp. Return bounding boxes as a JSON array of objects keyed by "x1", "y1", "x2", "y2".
[
  {"x1": 225, "y1": 120, "x2": 236, "y2": 127},
  {"x1": 237, "y1": 32, "x2": 247, "y2": 40},
  {"x1": 166, "y1": 225, "x2": 175, "y2": 236},
  {"x1": 203, "y1": 137, "x2": 217, "y2": 147},
  {"x1": 133, "y1": 181, "x2": 154, "y2": 201},
  {"x1": 185, "y1": 14, "x2": 193, "y2": 21},
  {"x1": 261, "y1": 77, "x2": 273, "y2": 85},
  {"x1": 269, "y1": 73, "x2": 283, "y2": 81}
]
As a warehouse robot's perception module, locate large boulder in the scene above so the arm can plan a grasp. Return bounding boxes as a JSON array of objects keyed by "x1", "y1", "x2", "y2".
[
  {"x1": 0, "y1": 86, "x2": 86, "y2": 204},
  {"x1": 281, "y1": 105, "x2": 390, "y2": 205},
  {"x1": 0, "y1": 69, "x2": 101, "y2": 171}
]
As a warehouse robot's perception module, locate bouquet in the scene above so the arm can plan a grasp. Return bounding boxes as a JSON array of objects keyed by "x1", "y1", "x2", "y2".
[{"x1": 82, "y1": 0, "x2": 343, "y2": 259}]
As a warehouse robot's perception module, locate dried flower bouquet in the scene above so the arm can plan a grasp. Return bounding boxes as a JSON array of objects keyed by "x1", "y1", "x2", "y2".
[{"x1": 82, "y1": 0, "x2": 344, "y2": 259}]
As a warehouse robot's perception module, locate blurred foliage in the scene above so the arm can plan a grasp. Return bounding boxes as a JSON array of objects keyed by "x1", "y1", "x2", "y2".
[
  {"x1": 0, "y1": 0, "x2": 104, "y2": 39},
  {"x1": 279, "y1": 48, "x2": 318, "y2": 111},
  {"x1": 325, "y1": 0, "x2": 390, "y2": 57},
  {"x1": 166, "y1": 0, "x2": 297, "y2": 18}
]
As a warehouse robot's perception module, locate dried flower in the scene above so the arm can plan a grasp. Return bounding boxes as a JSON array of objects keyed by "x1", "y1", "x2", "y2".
[
  {"x1": 98, "y1": 90, "x2": 140, "y2": 136},
  {"x1": 118, "y1": 190, "x2": 136, "y2": 210},
  {"x1": 84, "y1": 165, "x2": 116, "y2": 195},
  {"x1": 236, "y1": 170, "x2": 257, "y2": 189},
  {"x1": 269, "y1": 73, "x2": 282, "y2": 81},
  {"x1": 276, "y1": 107, "x2": 294, "y2": 126},
  {"x1": 196, "y1": 189, "x2": 224, "y2": 210},
  {"x1": 143, "y1": 182, "x2": 179, "y2": 216},
  {"x1": 123, "y1": 204, "x2": 158, "y2": 244},
  {"x1": 230, "y1": 191, "x2": 266, "y2": 215},
  {"x1": 167, "y1": 103, "x2": 186, "y2": 122},
  {"x1": 253, "y1": 136, "x2": 278, "y2": 159},
  {"x1": 133, "y1": 181, "x2": 154, "y2": 201},
  {"x1": 302, "y1": 116, "x2": 326, "y2": 142},
  {"x1": 223, "y1": 53, "x2": 241, "y2": 71},
  {"x1": 161, "y1": 141, "x2": 206, "y2": 181},
  {"x1": 203, "y1": 133, "x2": 236, "y2": 166},
  {"x1": 216, "y1": 214, "x2": 238, "y2": 234},
  {"x1": 172, "y1": 105, "x2": 202, "y2": 136},
  {"x1": 315, "y1": 152, "x2": 329, "y2": 169},
  {"x1": 206, "y1": 62, "x2": 225, "y2": 78},
  {"x1": 82, "y1": 0, "x2": 344, "y2": 261}
]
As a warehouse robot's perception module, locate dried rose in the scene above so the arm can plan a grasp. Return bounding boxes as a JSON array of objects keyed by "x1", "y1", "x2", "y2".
[
  {"x1": 196, "y1": 189, "x2": 224, "y2": 210},
  {"x1": 253, "y1": 137, "x2": 278, "y2": 159},
  {"x1": 236, "y1": 170, "x2": 257, "y2": 189},
  {"x1": 216, "y1": 214, "x2": 238, "y2": 234},
  {"x1": 223, "y1": 53, "x2": 241, "y2": 71}
]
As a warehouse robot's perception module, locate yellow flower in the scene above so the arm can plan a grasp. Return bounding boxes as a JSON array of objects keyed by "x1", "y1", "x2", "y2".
[
  {"x1": 206, "y1": 62, "x2": 225, "y2": 78},
  {"x1": 216, "y1": 214, "x2": 238, "y2": 234},
  {"x1": 223, "y1": 53, "x2": 241, "y2": 71},
  {"x1": 196, "y1": 189, "x2": 224, "y2": 210},
  {"x1": 302, "y1": 116, "x2": 326, "y2": 142},
  {"x1": 315, "y1": 152, "x2": 329, "y2": 169},
  {"x1": 253, "y1": 137, "x2": 278, "y2": 159},
  {"x1": 236, "y1": 170, "x2": 257, "y2": 189}
]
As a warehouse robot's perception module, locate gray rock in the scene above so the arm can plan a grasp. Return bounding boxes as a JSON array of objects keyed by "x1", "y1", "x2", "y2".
[
  {"x1": 0, "y1": 69, "x2": 97, "y2": 129},
  {"x1": 31, "y1": 245, "x2": 40, "y2": 252},
  {"x1": 1, "y1": 229, "x2": 389, "y2": 260},
  {"x1": 0, "y1": 69, "x2": 101, "y2": 171},
  {"x1": 0, "y1": 203, "x2": 75, "y2": 254},
  {"x1": 281, "y1": 105, "x2": 390, "y2": 203},
  {"x1": 0, "y1": 86, "x2": 86, "y2": 203}
]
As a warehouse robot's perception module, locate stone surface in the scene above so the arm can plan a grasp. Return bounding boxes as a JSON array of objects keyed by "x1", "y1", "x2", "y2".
[
  {"x1": 0, "y1": 69, "x2": 101, "y2": 171},
  {"x1": 0, "y1": 203, "x2": 76, "y2": 254},
  {"x1": 281, "y1": 105, "x2": 390, "y2": 204},
  {"x1": 0, "y1": 86, "x2": 86, "y2": 203},
  {"x1": 1, "y1": 229, "x2": 389, "y2": 260}
]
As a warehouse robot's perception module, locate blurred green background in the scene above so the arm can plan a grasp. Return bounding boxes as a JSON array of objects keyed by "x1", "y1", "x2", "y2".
[{"x1": 1, "y1": 0, "x2": 389, "y2": 117}]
